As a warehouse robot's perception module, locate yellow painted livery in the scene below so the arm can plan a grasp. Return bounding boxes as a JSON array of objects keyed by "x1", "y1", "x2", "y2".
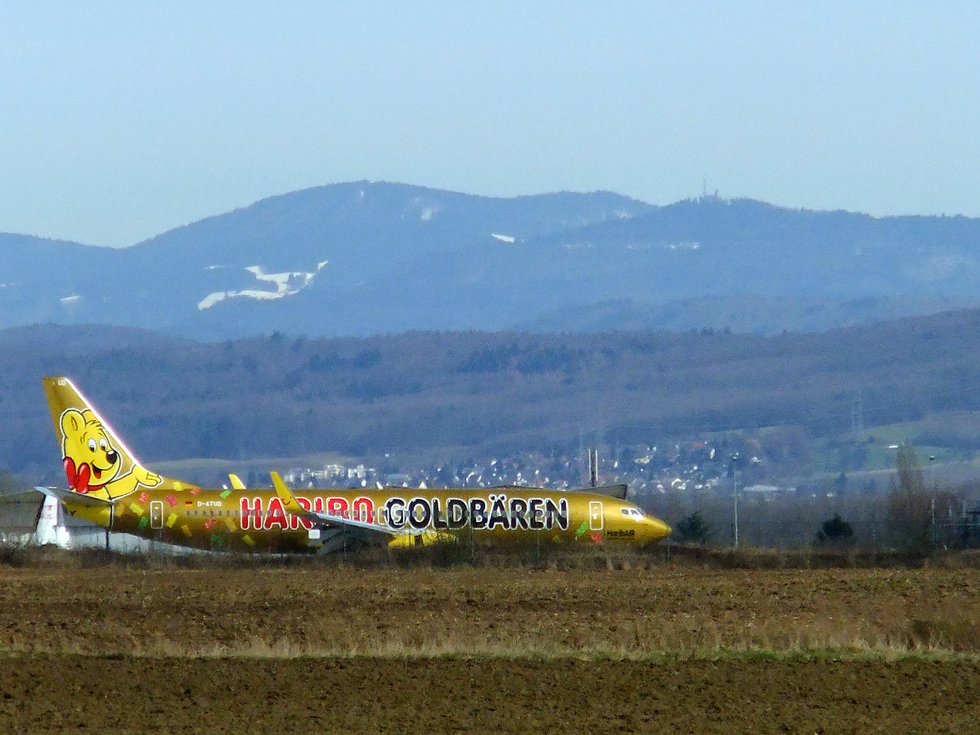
[{"x1": 39, "y1": 377, "x2": 671, "y2": 553}]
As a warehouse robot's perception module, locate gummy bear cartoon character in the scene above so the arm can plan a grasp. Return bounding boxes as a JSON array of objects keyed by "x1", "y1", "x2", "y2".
[{"x1": 60, "y1": 408, "x2": 161, "y2": 500}]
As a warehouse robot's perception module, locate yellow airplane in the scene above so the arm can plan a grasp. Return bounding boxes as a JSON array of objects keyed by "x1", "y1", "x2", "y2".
[{"x1": 37, "y1": 376, "x2": 671, "y2": 553}]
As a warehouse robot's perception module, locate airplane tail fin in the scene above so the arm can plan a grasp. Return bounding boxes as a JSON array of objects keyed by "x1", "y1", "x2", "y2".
[{"x1": 42, "y1": 376, "x2": 195, "y2": 499}]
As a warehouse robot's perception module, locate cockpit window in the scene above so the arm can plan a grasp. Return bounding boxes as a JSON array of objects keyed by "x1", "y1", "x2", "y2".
[{"x1": 620, "y1": 508, "x2": 644, "y2": 519}]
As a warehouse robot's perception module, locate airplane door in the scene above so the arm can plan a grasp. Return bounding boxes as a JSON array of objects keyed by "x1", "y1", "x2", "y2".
[
  {"x1": 149, "y1": 501, "x2": 164, "y2": 530},
  {"x1": 589, "y1": 501, "x2": 604, "y2": 531}
]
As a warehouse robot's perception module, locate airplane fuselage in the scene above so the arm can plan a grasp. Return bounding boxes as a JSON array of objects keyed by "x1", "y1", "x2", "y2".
[{"x1": 66, "y1": 485, "x2": 670, "y2": 553}]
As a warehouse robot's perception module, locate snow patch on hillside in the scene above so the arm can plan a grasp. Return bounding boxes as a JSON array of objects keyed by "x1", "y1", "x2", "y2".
[
  {"x1": 406, "y1": 197, "x2": 441, "y2": 222},
  {"x1": 197, "y1": 261, "x2": 328, "y2": 311}
]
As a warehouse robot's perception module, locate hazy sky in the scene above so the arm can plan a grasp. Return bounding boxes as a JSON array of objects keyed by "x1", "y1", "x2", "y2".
[{"x1": 2, "y1": 2, "x2": 979, "y2": 247}]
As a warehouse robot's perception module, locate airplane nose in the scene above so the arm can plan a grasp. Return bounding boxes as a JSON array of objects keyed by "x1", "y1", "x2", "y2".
[{"x1": 648, "y1": 518, "x2": 671, "y2": 540}]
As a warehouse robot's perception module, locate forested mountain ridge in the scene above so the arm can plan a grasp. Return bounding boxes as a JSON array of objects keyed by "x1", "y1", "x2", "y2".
[
  {"x1": 2, "y1": 183, "x2": 980, "y2": 339},
  {"x1": 4, "y1": 309, "x2": 980, "y2": 479}
]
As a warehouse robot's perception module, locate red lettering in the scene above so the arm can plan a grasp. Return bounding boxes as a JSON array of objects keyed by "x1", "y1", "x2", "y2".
[
  {"x1": 264, "y1": 496, "x2": 288, "y2": 530},
  {"x1": 313, "y1": 496, "x2": 325, "y2": 513},
  {"x1": 326, "y1": 497, "x2": 349, "y2": 517},
  {"x1": 352, "y1": 496, "x2": 374, "y2": 523},
  {"x1": 284, "y1": 497, "x2": 301, "y2": 531},
  {"x1": 240, "y1": 496, "x2": 263, "y2": 531}
]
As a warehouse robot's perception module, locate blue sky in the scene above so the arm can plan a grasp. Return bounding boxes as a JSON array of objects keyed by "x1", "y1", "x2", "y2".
[{"x1": 2, "y1": 2, "x2": 978, "y2": 246}]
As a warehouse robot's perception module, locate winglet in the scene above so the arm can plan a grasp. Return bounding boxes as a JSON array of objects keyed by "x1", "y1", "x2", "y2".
[
  {"x1": 270, "y1": 472, "x2": 303, "y2": 513},
  {"x1": 228, "y1": 474, "x2": 246, "y2": 490}
]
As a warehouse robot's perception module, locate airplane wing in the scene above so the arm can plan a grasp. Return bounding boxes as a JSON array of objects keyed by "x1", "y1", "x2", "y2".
[
  {"x1": 228, "y1": 474, "x2": 246, "y2": 490},
  {"x1": 269, "y1": 472, "x2": 406, "y2": 543}
]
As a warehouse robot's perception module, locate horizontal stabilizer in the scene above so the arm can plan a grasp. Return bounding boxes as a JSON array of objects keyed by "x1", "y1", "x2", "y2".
[{"x1": 34, "y1": 486, "x2": 114, "y2": 509}]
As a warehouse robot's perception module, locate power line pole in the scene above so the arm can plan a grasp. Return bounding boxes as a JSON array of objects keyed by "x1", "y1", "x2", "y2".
[{"x1": 731, "y1": 453, "x2": 741, "y2": 548}]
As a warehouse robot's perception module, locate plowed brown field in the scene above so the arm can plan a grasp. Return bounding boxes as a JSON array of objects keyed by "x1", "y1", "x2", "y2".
[{"x1": 3, "y1": 552, "x2": 980, "y2": 733}]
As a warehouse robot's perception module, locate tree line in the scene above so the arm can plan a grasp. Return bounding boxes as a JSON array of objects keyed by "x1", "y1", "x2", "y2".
[{"x1": 2, "y1": 309, "x2": 980, "y2": 482}]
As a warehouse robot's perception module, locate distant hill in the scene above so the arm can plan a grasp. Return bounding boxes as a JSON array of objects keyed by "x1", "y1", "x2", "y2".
[
  {"x1": 3, "y1": 183, "x2": 980, "y2": 339},
  {"x1": 5, "y1": 310, "x2": 980, "y2": 480}
]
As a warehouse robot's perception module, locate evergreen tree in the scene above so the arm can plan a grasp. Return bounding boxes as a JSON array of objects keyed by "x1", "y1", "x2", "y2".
[
  {"x1": 675, "y1": 512, "x2": 712, "y2": 544},
  {"x1": 887, "y1": 445, "x2": 931, "y2": 554},
  {"x1": 816, "y1": 513, "x2": 854, "y2": 547}
]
